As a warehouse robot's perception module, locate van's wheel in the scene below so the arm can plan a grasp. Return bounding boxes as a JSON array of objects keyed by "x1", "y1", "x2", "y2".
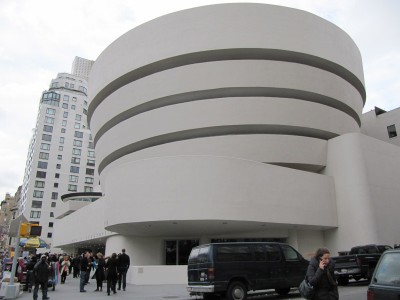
[
  {"x1": 275, "y1": 288, "x2": 290, "y2": 295},
  {"x1": 227, "y1": 281, "x2": 247, "y2": 300}
]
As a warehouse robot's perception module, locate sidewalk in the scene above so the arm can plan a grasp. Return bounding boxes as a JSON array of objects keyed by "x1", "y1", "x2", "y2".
[{"x1": 15, "y1": 277, "x2": 191, "y2": 300}]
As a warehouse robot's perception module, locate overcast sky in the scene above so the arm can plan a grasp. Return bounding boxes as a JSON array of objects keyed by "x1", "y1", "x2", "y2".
[{"x1": 1, "y1": 0, "x2": 399, "y2": 199}]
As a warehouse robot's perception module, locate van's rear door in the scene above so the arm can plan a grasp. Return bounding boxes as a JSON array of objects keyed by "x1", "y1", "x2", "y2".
[{"x1": 188, "y1": 245, "x2": 212, "y2": 286}]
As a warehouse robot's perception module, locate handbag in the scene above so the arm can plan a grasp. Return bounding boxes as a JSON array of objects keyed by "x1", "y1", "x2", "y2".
[{"x1": 299, "y1": 277, "x2": 314, "y2": 300}]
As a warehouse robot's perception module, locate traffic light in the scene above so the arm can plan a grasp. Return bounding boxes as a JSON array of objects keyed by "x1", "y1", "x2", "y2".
[
  {"x1": 19, "y1": 223, "x2": 42, "y2": 237},
  {"x1": 29, "y1": 224, "x2": 42, "y2": 237},
  {"x1": 19, "y1": 223, "x2": 29, "y2": 237}
]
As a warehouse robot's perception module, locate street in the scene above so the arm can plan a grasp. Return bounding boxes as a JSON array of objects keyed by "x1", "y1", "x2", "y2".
[
  {"x1": 243, "y1": 280, "x2": 368, "y2": 300},
  {"x1": 12, "y1": 277, "x2": 368, "y2": 300}
]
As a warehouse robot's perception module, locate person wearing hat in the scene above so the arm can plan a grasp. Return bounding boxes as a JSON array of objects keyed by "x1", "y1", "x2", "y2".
[{"x1": 33, "y1": 255, "x2": 51, "y2": 300}]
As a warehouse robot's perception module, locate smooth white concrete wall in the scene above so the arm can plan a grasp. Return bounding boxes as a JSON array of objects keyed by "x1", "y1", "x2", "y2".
[
  {"x1": 90, "y1": 60, "x2": 362, "y2": 141},
  {"x1": 323, "y1": 132, "x2": 400, "y2": 254},
  {"x1": 89, "y1": 3, "x2": 364, "y2": 104},
  {"x1": 102, "y1": 156, "x2": 337, "y2": 237},
  {"x1": 361, "y1": 108, "x2": 400, "y2": 146},
  {"x1": 53, "y1": 197, "x2": 114, "y2": 248}
]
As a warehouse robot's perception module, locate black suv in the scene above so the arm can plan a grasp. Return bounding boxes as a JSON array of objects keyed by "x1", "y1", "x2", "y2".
[{"x1": 187, "y1": 242, "x2": 308, "y2": 300}]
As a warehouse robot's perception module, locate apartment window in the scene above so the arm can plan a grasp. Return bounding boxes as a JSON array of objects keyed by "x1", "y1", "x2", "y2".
[
  {"x1": 55, "y1": 173, "x2": 60, "y2": 178},
  {"x1": 45, "y1": 116, "x2": 54, "y2": 124},
  {"x1": 74, "y1": 122, "x2": 80, "y2": 129},
  {"x1": 68, "y1": 184, "x2": 77, "y2": 192},
  {"x1": 34, "y1": 180, "x2": 45, "y2": 188},
  {"x1": 69, "y1": 175, "x2": 78, "y2": 182},
  {"x1": 37, "y1": 161, "x2": 48, "y2": 169},
  {"x1": 62, "y1": 120, "x2": 67, "y2": 127},
  {"x1": 87, "y1": 159, "x2": 95, "y2": 166},
  {"x1": 46, "y1": 108, "x2": 56, "y2": 115},
  {"x1": 71, "y1": 105, "x2": 76, "y2": 110},
  {"x1": 85, "y1": 177, "x2": 94, "y2": 184},
  {"x1": 70, "y1": 166, "x2": 80, "y2": 173},
  {"x1": 54, "y1": 183, "x2": 58, "y2": 188},
  {"x1": 86, "y1": 168, "x2": 95, "y2": 175},
  {"x1": 84, "y1": 100, "x2": 87, "y2": 106},
  {"x1": 56, "y1": 164, "x2": 61, "y2": 169},
  {"x1": 51, "y1": 202, "x2": 56, "y2": 208},
  {"x1": 50, "y1": 212, "x2": 54, "y2": 218},
  {"x1": 83, "y1": 108, "x2": 88, "y2": 115},
  {"x1": 75, "y1": 114, "x2": 81, "y2": 121},
  {"x1": 30, "y1": 211, "x2": 41, "y2": 219},
  {"x1": 72, "y1": 97, "x2": 77, "y2": 102},
  {"x1": 36, "y1": 171, "x2": 46, "y2": 179},
  {"x1": 42, "y1": 134, "x2": 52, "y2": 142},
  {"x1": 51, "y1": 82, "x2": 58, "y2": 88},
  {"x1": 88, "y1": 142, "x2": 94, "y2": 149},
  {"x1": 84, "y1": 186, "x2": 93, "y2": 192},
  {"x1": 71, "y1": 84, "x2": 74, "y2": 89},
  {"x1": 59, "y1": 146, "x2": 63, "y2": 151},
  {"x1": 49, "y1": 222, "x2": 54, "y2": 228},
  {"x1": 32, "y1": 201, "x2": 42, "y2": 209},
  {"x1": 39, "y1": 152, "x2": 49, "y2": 160},
  {"x1": 43, "y1": 125, "x2": 53, "y2": 133},
  {"x1": 57, "y1": 155, "x2": 62, "y2": 160},
  {"x1": 72, "y1": 148, "x2": 81, "y2": 156},
  {"x1": 63, "y1": 111, "x2": 68, "y2": 118},
  {"x1": 51, "y1": 192, "x2": 58, "y2": 200},
  {"x1": 63, "y1": 95, "x2": 69, "y2": 101},
  {"x1": 73, "y1": 140, "x2": 82, "y2": 147},
  {"x1": 387, "y1": 124, "x2": 397, "y2": 138},
  {"x1": 88, "y1": 151, "x2": 95, "y2": 158},
  {"x1": 71, "y1": 157, "x2": 80, "y2": 164},
  {"x1": 74, "y1": 131, "x2": 83, "y2": 138},
  {"x1": 65, "y1": 82, "x2": 69, "y2": 88},
  {"x1": 61, "y1": 128, "x2": 66, "y2": 133},
  {"x1": 33, "y1": 190, "x2": 44, "y2": 198},
  {"x1": 62, "y1": 103, "x2": 68, "y2": 109},
  {"x1": 40, "y1": 143, "x2": 50, "y2": 150},
  {"x1": 47, "y1": 233, "x2": 53, "y2": 238}
]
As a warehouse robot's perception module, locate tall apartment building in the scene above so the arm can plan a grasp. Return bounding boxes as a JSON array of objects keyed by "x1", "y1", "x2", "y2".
[
  {"x1": 20, "y1": 59, "x2": 98, "y2": 248},
  {"x1": 71, "y1": 56, "x2": 94, "y2": 81}
]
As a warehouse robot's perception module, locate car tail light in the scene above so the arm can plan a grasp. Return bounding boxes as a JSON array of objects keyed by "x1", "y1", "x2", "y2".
[
  {"x1": 208, "y1": 268, "x2": 215, "y2": 280},
  {"x1": 367, "y1": 289, "x2": 374, "y2": 300}
]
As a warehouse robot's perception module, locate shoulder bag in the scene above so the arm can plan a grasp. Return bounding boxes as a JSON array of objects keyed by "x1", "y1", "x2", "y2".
[{"x1": 299, "y1": 276, "x2": 314, "y2": 300}]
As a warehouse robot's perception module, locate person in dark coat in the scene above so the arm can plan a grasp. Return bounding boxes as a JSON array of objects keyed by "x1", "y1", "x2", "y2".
[
  {"x1": 72, "y1": 254, "x2": 81, "y2": 278},
  {"x1": 105, "y1": 253, "x2": 119, "y2": 296},
  {"x1": 94, "y1": 252, "x2": 106, "y2": 291},
  {"x1": 306, "y1": 247, "x2": 339, "y2": 300},
  {"x1": 33, "y1": 255, "x2": 51, "y2": 300},
  {"x1": 117, "y1": 248, "x2": 130, "y2": 291}
]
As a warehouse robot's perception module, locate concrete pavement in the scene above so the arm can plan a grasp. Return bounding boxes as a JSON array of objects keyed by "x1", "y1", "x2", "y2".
[{"x1": 15, "y1": 277, "x2": 191, "y2": 300}]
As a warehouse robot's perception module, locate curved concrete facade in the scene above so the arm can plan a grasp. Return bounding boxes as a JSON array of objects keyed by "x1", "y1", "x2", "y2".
[{"x1": 84, "y1": 3, "x2": 373, "y2": 282}]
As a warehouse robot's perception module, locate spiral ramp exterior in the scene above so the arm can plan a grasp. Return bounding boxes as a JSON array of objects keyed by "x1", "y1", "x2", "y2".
[{"x1": 51, "y1": 3, "x2": 380, "y2": 283}]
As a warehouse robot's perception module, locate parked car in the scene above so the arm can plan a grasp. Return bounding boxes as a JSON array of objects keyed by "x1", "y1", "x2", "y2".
[
  {"x1": 367, "y1": 249, "x2": 400, "y2": 300},
  {"x1": 186, "y1": 242, "x2": 308, "y2": 300},
  {"x1": 332, "y1": 244, "x2": 392, "y2": 285}
]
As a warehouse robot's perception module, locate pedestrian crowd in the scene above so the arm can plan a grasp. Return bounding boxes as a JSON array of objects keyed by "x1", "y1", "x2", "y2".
[
  {"x1": 77, "y1": 248, "x2": 130, "y2": 296},
  {"x1": 4, "y1": 248, "x2": 130, "y2": 299}
]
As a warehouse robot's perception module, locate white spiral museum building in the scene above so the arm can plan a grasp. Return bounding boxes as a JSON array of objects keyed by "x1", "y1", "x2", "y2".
[{"x1": 53, "y1": 3, "x2": 400, "y2": 284}]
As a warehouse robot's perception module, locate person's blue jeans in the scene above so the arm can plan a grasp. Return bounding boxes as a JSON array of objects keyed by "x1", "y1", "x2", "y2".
[{"x1": 80, "y1": 270, "x2": 87, "y2": 291}]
